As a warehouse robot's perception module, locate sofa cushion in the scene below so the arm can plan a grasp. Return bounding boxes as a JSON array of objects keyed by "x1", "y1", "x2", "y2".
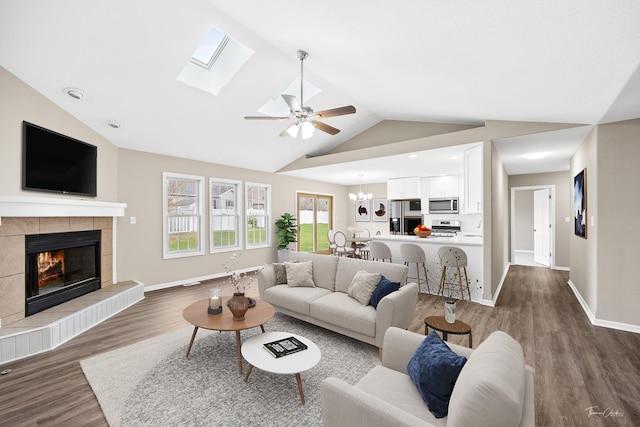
[
  {"x1": 347, "y1": 270, "x2": 381, "y2": 306},
  {"x1": 264, "y1": 285, "x2": 332, "y2": 316},
  {"x1": 407, "y1": 332, "x2": 467, "y2": 418},
  {"x1": 310, "y1": 292, "x2": 376, "y2": 337},
  {"x1": 447, "y1": 331, "x2": 526, "y2": 427},
  {"x1": 288, "y1": 252, "x2": 338, "y2": 291},
  {"x1": 335, "y1": 257, "x2": 408, "y2": 293},
  {"x1": 370, "y1": 275, "x2": 401, "y2": 309},
  {"x1": 285, "y1": 261, "x2": 315, "y2": 287},
  {"x1": 355, "y1": 365, "x2": 447, "y2": 427},
  {"x1": 273, "y1": 262, "x2": 288, "y2": 285}
]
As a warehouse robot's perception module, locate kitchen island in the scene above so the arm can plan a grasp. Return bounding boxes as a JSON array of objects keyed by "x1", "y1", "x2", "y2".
[{"x1": 371, "y1": 234, "x2": 483, "y2": 302}]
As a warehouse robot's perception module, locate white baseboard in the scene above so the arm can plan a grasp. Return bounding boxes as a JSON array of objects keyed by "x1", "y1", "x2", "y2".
[
  {"x1": 553, "y1": 265, "x2": 570, "y2": 271},
  {"x1": 482, "y1": 261, "x2": 511, "y2": 307},
  {"x1": 567, "y1": 279, "x2": 640, "y2": 334},
  {"x1": 143, "y1": 265, "x2": 263, "y2": 293}
]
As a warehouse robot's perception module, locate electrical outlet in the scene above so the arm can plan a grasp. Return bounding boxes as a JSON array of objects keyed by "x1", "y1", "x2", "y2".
[
  {"x1": 130, "y1": 216, "x2": 137, "y2": 225},
  {"x1": 564, "y1": 217, "x2": 570, "y2": 223}
]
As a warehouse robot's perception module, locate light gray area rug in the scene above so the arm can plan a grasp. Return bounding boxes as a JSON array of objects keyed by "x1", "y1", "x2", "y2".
[{"x1": 81, "y1": 313, "x2": 377, "y2": 426}]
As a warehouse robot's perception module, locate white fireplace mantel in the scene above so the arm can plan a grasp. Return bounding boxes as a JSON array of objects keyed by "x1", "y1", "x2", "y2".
[{"x1": 0, "y1": 195, "x2": 127, "y2": 220}]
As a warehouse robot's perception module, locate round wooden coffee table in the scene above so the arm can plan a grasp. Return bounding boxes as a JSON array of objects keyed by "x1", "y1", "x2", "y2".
[
  {"x1": 424, "y1": 315, "x2": 472, "y2": 348},
  {"x1": 183, "y1": 297, "x2": 275, "y2": 374},
  {"x1": 241, "y1": 331, "x2": 321, "y2": 405}
]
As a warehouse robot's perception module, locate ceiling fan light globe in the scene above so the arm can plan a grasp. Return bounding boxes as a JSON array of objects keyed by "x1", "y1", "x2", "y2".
[
  {"x1": 301, "y1": 121, "x2": 315, "y2": 139},
  {"x1": 285, "y1": 124, "x2": 299, "y2": 138}
]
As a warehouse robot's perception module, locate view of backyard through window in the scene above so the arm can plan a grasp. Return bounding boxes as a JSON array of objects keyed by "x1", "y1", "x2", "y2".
[
  {"x1": 246, "y1": 183, "x2": 269, "y2": 247},
  {"x1": 210, "y1": 179, "x2": 240, "y2": 251},
  {"x1": 165, "y1": 174, "x2": 203, "y2": 256}
]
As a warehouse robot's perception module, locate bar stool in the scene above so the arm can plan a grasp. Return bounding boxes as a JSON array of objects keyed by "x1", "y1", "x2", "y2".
[
  {"x1": 400, "y1": 243, "x2": 428, "y2": 293},
  {"x1": 369, "y1": 241, "x2": 392, "y2": 262},
  {"x1": 437, "y1": 246, "x2": 470, "y2": 300}
]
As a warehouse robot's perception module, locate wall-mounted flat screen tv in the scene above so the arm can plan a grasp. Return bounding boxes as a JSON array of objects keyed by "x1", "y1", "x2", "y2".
[{"x1": 23, "y1": 121, "x2": 97, "y2": 197}]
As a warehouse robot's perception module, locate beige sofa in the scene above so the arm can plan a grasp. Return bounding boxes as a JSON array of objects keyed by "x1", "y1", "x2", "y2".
[
  {"x1": 321, "y1": 327, "x2": 535, "y2": 427},
  {"x1": 257, "y1": 252, "x2": 418, "y2": 348}
]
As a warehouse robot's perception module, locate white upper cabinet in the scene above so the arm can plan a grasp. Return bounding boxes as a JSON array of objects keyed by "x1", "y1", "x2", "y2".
[
  {"x1": 387, "y1": 177, "x2": 421, "y2": 199},
  {"x1": 428, "y1": 175, "x2": 461, "y2": 198},
  {"x1": 463, "y1": 144, "x2": 483, "y2": 213}
]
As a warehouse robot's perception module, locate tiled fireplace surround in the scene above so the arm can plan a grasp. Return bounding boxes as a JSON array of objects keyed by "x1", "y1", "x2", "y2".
[
  {"x1": 0, "y1": 196, "x2": 144, "y2": 364},
  {"x1": 0, "y1": 215, "x2": 114, "y2": 325}
]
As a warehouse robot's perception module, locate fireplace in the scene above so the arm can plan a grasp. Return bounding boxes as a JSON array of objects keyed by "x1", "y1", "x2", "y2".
[{"x1": 25, "y1": 230, "x2": 101, "y2": 316}]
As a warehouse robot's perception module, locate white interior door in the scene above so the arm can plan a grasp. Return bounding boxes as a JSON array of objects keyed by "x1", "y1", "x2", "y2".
[{"x1": 534, "y1": 188, "x2": 551, "y2": 266}]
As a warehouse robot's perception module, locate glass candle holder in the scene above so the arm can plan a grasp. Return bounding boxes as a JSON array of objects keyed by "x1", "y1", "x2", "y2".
[{"x1": 208, "y1": 288, "x2": 222, "y2": 314}]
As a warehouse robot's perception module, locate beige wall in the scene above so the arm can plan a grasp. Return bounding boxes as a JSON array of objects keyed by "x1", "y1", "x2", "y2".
[
  {"x1": 489, "y1": 142, "x2": 510, "y2": 298},
  {"x1": 0, "y1": 67, "x2": 119, "y2": 201},
  {"x1": 509, "y1": 171, "x2": 572, "y2": 268},
  {"x1": 117, "y1": 148, "x2": 350, "y2": 287},
  {"x1": 513, "y1": 190, "x2": 534, "y2": 251},
  {"x1": 595, "y1": 119, "x2": 640, "y2": 325},
  {"x1": 570, "y1": 128, "x2": 598, "y2": 313}
]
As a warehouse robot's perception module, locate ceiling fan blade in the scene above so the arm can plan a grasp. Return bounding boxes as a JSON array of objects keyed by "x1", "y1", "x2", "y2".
[
  {"x1": 244, "y1": 116, "x2": 289, "y2": 120},
  {"x1": 312, "y1": 120, "x2": 340, "y2": 135},
  {"x1": 281, "y1": 94, "x2": 301, "y2": 113},
  {"x1": 314, "y1": 105, "x2": 356, "y2": 119}
]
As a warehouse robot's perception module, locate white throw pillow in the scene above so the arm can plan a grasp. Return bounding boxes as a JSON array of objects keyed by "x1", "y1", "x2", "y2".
[
  {"x1": 347, "y1": 270, "x2": 381, "y2": 306},
  {"x1": 285, "y1": 261, "x2": 315, "y2": 287}
]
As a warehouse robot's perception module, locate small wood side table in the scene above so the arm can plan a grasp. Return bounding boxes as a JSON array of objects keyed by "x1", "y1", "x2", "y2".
[{"x1": 424, "y1": 315, "x2": 473, "y2": 348}]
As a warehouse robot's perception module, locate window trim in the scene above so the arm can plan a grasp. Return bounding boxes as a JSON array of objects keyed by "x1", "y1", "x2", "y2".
[
  {"x1": 245, "y1": 182, "x2": 271, "y2": 250},
  {"x1": 162, "y1": 172, "x2": 205, "y2": 259},
  {"x1": 209, "y1": 177, "x2": 242, "y2": 254}
]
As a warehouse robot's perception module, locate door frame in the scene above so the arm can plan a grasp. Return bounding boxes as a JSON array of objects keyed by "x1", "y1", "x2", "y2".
[
  {"x1": 295, "y1": 191, "x2": 334, "y2": 254},
  {"x1": 510, "y1": 185, "x2": 556, "y2": 268}
]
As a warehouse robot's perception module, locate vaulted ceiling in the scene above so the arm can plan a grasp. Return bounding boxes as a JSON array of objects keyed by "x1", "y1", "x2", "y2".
[{"x1": 2, "y1": 0, "x2": 639, "y2": 184}]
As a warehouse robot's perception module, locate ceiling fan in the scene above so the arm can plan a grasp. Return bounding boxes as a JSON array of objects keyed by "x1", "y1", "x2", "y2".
[{"x1": 244, "y1": 50, "x2": 356, "y2": 139}]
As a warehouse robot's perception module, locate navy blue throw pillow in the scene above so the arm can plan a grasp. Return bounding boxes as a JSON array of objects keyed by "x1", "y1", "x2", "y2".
[
  {"x1": 369, "y1": 275, "x2": 401, "y2": 308},
  {"x1": 407, "y1": 331, "x2": 467, "y2": 418}
]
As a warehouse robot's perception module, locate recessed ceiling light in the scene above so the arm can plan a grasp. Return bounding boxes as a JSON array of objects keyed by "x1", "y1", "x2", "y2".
[
  {"x1": 408, "y1": 154, "x2": 418, "y2": 159},
  {"x1": 63, "y1": 87, "x2": 85, "y2": 100},
  {"x1": 106, "y1": 121, "x2": 122, "y2": 129},
  {"x1": 522, "y1": 152, "x2": 549, "y2": 160},
  {"x1": 450, "y1": 156, "x2": 459, "y2": 160}
]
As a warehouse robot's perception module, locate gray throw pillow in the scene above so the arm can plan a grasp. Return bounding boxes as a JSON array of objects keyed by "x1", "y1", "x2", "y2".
[
  {"x1": 285, "y1": 261, "x2": 315, "y2": 287},
  {"x1": 273, "y1": 263, "x2": 288, "y2": 285},
  {"x1": 347, "y1": 270, "x2": 381, "y2": 306}
]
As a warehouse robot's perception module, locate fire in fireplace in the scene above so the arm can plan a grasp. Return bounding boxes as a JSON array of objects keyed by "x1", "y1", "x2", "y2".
[{"x1": 25, "y1": 230, "x2": 101, "y2": 316}]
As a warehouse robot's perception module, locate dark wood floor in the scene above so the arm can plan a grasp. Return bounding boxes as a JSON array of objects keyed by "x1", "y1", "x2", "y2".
[{"x1": 1, "y1": 265, "x2": 638, "y2": 426}]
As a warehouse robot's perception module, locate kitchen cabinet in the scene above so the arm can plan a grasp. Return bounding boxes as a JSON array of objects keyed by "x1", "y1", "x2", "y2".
[
  {"x1": 429, "y1": 175, "x2": 462, "y2": 198},
  {"x1": 387, "y1": 177, "x2": 421, "y2": 199},
  {"x1": 420, "y1": 177, "x2": 430, "y2": 214},
  {"x1": 463, "y1": 145, "x2": 483, "y2": 213}
]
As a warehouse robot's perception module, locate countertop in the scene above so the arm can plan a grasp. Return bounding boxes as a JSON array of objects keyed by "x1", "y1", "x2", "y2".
[{"x1": 371, "y1": 233, "x2": 483, "y2": 246}]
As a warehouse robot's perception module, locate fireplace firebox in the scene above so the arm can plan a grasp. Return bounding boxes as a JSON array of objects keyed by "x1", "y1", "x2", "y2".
[{"x1": 25, "y1": 230, "x2": 101, "y2": 316}]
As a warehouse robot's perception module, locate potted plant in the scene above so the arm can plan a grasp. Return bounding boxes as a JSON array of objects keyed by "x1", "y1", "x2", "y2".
[{"x1": 275, "y1": 213, "x2": 297, "y2": 261}]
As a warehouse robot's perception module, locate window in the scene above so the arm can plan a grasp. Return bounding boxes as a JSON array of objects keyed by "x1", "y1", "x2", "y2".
[
  {"x1": 210, "y1": 178, "x2": 241, "y2": 253},
  {"x1": 163, "y1": 172, "x2": 205, "y2": 259},
  {"x1": 245, "y1": 182, "x2": 270, "y2": 248}
]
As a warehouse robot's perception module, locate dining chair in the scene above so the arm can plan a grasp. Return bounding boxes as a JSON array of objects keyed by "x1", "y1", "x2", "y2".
[
  {"x1": 334, "y1": 231, "x2": 356, "y2": 257},
  {"x1": 327, "y1": 229, "x2": 337, "y2": 255},
  {"x1": 356, "y1": 229, "x2": 371, "y2": 259}
]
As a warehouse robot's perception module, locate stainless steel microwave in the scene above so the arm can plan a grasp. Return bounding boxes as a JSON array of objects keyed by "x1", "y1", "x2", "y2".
[{"x1": 429, "y1": 197, "x2": 459, "y2": 214}]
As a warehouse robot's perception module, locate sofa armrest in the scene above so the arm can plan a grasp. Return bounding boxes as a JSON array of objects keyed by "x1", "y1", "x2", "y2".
[
  {"x1": 381, "y1": 327, "x2": 474, "y2": 374},
  {"x1": 374, "y1": 282, "x2": 418, "y2": 347},
  {"x1": 519, "y1": 365, "x2": 535, "y2": 427},
  {"x1": 257, "y1": 267, "x2": 276, "y2": 299},
  {"x1": 321, "y1": 377, "x2": 435, "y2": 427}
]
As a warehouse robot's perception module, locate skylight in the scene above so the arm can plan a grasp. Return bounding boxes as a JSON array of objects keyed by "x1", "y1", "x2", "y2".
[
  {"x1": 190, "y1": 27, "x2": 229, "y2": 69},
  {"x1": 177, "y1": 26, "x2": 254, "y2": 96}
]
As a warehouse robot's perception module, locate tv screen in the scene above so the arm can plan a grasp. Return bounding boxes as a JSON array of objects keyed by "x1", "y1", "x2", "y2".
[{"x1": 23, "y1": 121, "x2": 97, "y2": 197}]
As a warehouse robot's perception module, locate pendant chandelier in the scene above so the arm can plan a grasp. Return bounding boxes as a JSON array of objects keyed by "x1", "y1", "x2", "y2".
[{"x1": 349, "y1": 176, "x2": 372, "y2": 202}]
